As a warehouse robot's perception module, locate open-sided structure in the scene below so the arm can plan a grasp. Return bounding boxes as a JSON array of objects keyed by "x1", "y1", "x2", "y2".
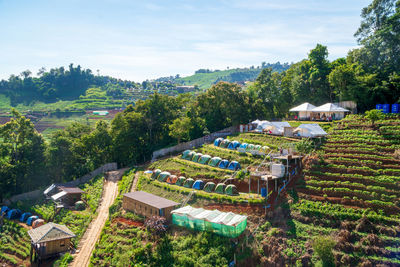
[
  {"x1": 171, "y1": 206, "x2": 247, "y2": 238},
  {"x1": 311, "y1": 103, "x2": 349, "y2": 120},
  {"x1": 294, "y1": 124, "x2": 327, "y2": 138},
  {"x1": 289, "y1": 102, "x2": 317, "y2": 120},
  {"x1": 263, "y1": 121, "x2": 291, "y2": 135}
]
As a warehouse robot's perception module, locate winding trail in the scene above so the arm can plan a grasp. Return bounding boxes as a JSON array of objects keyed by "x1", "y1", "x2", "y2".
[{"x1": 70, "y1": 169, "x2": 125, "y2": 267}]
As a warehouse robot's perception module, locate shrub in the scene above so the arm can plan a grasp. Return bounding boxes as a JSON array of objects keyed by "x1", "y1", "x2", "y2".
[
  {"x1": 312, "y1": 236, "x2": 336, "y2": 267},
  {"x1": 296, "y1": 139, "x2": 314, "y2": 154},
  {"x1": 365, "y1": 109, "x2": 384, "y2": 125}
]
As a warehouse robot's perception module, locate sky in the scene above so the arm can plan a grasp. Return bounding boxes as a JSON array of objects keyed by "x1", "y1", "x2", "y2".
[{"x1": 0, "y1": 0, "x2": 370, "y2": 82}]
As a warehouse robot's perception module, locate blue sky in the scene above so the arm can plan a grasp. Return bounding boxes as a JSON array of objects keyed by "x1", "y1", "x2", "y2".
[{"x1": 0, "y1": 0, "x2": 370, "y2": 81}]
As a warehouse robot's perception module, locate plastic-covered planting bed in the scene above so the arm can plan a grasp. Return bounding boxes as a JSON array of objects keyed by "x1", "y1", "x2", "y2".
[{"x1": 171, "y1": 206, "x2": 247, "y2": 238}]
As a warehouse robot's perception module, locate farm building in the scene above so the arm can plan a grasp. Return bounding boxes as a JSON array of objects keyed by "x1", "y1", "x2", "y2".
[
  {"x1": 51, "y1": 186, "x2": 85, "y2": 206},
  {"x1": 171, "y1": 206, "x2": 247, "y2": 238},
  {"x1": 123, "y1": 191, "x2": 180, "y2": 221},
  {"x1": 28, "y1": 222, "x2": 75, "y2": 261}
]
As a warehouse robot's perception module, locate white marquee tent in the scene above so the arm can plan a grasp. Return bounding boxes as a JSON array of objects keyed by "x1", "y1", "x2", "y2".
[
  {"x1": 311, "y1": 103, "x2": 349, "y2": 120},
  {"x1": 289, "y1": 102, "x2": 316, "y2": 120},
  {"x1": 294, "y1": 124, "x2": 327, "y2": 138}
]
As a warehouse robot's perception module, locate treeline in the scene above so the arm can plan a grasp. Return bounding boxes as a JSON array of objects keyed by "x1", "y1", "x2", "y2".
[{"x1": 0, "y1": 64, "x2": 139, "y2": 105}]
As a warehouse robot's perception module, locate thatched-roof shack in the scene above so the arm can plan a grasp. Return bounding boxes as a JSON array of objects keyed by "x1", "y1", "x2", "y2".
[{"x1": 28, "y1": 222, "x2": 75, "y2": 262}]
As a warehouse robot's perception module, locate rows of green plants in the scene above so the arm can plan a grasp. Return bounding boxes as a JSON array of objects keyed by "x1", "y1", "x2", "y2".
[
  {"x1": 139, "y1": 175, "x2": 264, "y2": 204},
  {"x1": 325, "y1": 156, "x2": 383, "y2": 167},
  {"x1": 0, "y1": 220, "x2": 30, "y2": 266},
  {"x1": 305, "y1": 170, "x2": 400, "y2": 187},
  {"x1": 232, "y1": 132, "x2": 298, "y2": 149},
  {"x1": 292, "y1": 200, "x2": 399, "y2": 224},
  {"x1": 319, "y1": 163, "x2": 400, "y2": 176},
  {"x1": 305, "y1": 178, "x2": 400, "y2": 197},
  {"x1": 108, "y1": 168, "x2": 136, "y2": 215},
  {"x1": 323, "y1": 142, "x2": 398, "y2": 152},
  {"x1": 328, "y1": 136, "x2": 396, "y2": 145}
]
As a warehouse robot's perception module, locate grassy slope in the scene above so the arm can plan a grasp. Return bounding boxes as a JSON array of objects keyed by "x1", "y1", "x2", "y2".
[{"x1": 176, "y1": 68, "x2": 260, "y2": 89}]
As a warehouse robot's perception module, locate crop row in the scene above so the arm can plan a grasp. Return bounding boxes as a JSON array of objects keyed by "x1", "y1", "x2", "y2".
[
  {"x1": 305, "y1": 178, "x2": 400, "y2": 197},
  {"x1": 304, "y1": 184, "x2": 397, "y2": 203},
  {"x1": 292, "y1": 200, "x2": 400, "y2": 224},
  {"x1": 325, "y1": 156, "x2": 382, "y2": 167},
  {"x1": 305, "y1": 170, "x2": 400, "y2": 187},
  {"x1": 328, "y1": 136, "x2": 395, "y2": 145},
  {"x1": 320, "y1": 163, "x2": 400, "y2": 176},
  {"x1": 325, "y1": 140, "x2": 400, "y2": 150}
]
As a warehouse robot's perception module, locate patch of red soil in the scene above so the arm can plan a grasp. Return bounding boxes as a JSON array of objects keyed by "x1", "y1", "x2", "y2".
[{"x1": 113, "y1": 217, "x2": 144, "y2": 227}]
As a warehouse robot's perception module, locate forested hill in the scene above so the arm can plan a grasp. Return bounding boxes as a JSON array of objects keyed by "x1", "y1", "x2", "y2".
[{"x1": 156, "y1": 62, "x2": 290, "y2": 89}]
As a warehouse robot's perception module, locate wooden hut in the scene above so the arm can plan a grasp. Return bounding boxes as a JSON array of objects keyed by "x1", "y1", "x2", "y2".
[
  {"x1": 51, "y1": 186, "x2": 85, "y2": 206},
  {"x1": 123, "y1": 191, "x2": 180, "y2": 221},
  {"x1": 28, "y1": 222, "x2": 75, "y2": 262}
]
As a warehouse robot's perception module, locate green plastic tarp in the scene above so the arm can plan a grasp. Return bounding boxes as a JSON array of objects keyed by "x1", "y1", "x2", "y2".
[
  {"x1": 151, "y1": 169, "x2": 162, "y2": 180},
  {"x1": 225, "y1": 184, "x2": 239, "y2": 196},
  {"x1": 215, "y1": 183, "x2": 226, "y2": 194},
  {"x1": 176, "y1": 176, "x2": 186, "y2": 186},
  {"x1": 199, "y1": 155, "x2": 212, "y2": 164},
  {"x1": 203, "y1": 182, "x2": 216, "y2": 192},
  {"x1": 192, "y1": 153, "x2": 203, "y2": 162},
  {"x1": 158, "y1": 171, "x2": 171, "y2": 182},
  {"x1": 183, "y1": 178, "x2": 195, "y2": 188},
  {"x1": 208, "y1": 157, "x2": 222, "y2": 167}
]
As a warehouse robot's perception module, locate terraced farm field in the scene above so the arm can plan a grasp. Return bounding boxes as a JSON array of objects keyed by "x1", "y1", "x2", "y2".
[{"x1": 288, "y1": 116, "x2": 400, "y2": 266}]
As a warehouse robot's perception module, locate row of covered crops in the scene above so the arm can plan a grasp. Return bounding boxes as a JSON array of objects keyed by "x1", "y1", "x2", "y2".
[
  {"x1": 181, "y1": 150, "x2": 241, "y2": 171},
  {"x1": 149, "y1": 169, "x2": 239, "y2": 196},
  {"x1": 1, "y1": 206, "x2": 44, "y2": 228},
  {"x1": 214, "y1": 138, "x2": 269, "y2": 156},
  {"x1": 171, "y1": 205, "x2": 247, "y2": 238}
]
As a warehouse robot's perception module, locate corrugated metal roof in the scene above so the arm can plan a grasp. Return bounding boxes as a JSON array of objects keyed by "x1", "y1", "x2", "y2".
[
  {"x1": 51, "y1": 191, "x2": 67, "y2": 201},
  {"x1": 28, "y1": 222, "x2": 75, "y2": 244},
  {"x1": 58, "y1": 186, "x2": 85, "y2": 194},
  {"x1": 123, "y1": 191, "x2": 179, "y2": 209}
]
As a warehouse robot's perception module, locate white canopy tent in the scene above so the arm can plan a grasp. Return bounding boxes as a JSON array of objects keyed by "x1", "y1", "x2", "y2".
[
  {"x1": 289, "y1": 102, "x2": 316, "y2": 120},
  {"x1": 294, "y1": 124, "x2": 327, "y2": 138},
  {"x1": 311, "y1": 103, "x2": 349, "y2": 120},
  {"x1": 263, "y1": 121, "x2": 291, "y2": 135}
]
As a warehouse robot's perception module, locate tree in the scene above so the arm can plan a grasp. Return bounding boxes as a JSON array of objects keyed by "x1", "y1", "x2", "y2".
[
  {"x1": 169, "y1": 117, "x2": 192, "y2": 144},
  {"x1": 365, "y1": 109, "x2": 384, "y2": 124},
  {"x1": 312, "y1": 236, "x2": 336, "y2": 267},
  {"x1": 0, "y1": 110, "x2": 46, "y2": 199}
]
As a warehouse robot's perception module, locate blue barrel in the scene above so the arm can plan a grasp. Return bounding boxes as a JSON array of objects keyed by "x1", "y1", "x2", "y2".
[
  {"x1": 383, "y1": 104, "x2": 390, "y2": 113},
  {"x1": 392, "y1": 104, "x2": 399, "y2": 113},
  {"x1": 261, "y1": 187, "x2": 267, "y2": 197},
  {"x1": 376, "y1": 104, "x2": 383, "y2": 110}
]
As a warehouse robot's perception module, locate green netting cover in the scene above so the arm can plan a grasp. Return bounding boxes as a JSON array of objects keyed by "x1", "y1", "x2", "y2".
[
  {"x1": 215, "y1": 183, "x2": 226, "y2": 194},
  {"x1": 225, "y1": 184, "x2": 239, "y2": 196},
  {"x1": 199, "y1": 155, "x2": 212, "y2": 164},
  {"x1": 246, "y1": 144, "x2": 255, "y2": 152},
  {"x1": 171, "y1": 206, "x2": 247, "y2": 238},
  {"x1": 151, "y1": 169, "x2": 162, "y2": 180},
  {"x1": 192, "y1": 153, "x2": 203, "y2": 162},
  {"x1": 208, "y1": 157, "x2": 222, "y2": 167},
  {"x1": 176, "y1": 176, "x2": 186, "y2": 186},
  {"x1": 158, "y1": 171, "x2": 171, "y2": 182},
  {"x1": 183, "y1": 178, "x2": 195, "y2": 188},
  {"x1": 182, "y1": 150, "x2": 192, "y2": 160},
  {"x1": 203, "y1": 182, "x2": 216, "y2": 193}
]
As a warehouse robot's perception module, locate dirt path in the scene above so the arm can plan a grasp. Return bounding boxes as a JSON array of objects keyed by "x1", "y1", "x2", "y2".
[
  {"x1": 130, "y1": 172, "x2": 140, "y2": 192},
  {"x1": 70, "y1": 169, "x2": 125, "y2": 267}
]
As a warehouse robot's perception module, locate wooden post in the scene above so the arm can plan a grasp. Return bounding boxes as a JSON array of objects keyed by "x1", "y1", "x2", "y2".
[{"x1": 257, "y1": 179, "x2": 260, "y2": 195}]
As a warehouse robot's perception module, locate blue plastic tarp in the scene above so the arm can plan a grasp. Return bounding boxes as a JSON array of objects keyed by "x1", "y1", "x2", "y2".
[
  {"x1": 214, "y1": 138, "x2": 223, "y2": 147},
  {"x1": 192, "y1": 180, "x2": 205, "y2": 190},
  {"x1": 218, "y1": 160, "x2": 230, "y2": 169},
  {"x1": 20, "y1": 212, "x2": 32, "y2": 222},
  {"x1": 228, "y1": 161, "x2": 241, "y2": 171},
  {"x1": 27, "y1": 216, "x2": 39, "y2": 226},
  {"x1": 7, "y1": 209, "x2": 21, "y2": 220}
]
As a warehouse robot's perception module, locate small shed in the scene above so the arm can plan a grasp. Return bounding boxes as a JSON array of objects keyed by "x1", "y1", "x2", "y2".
[
  {"x1": 122, "y1": 191, "x2": 180, "y2": 221},
  {"x1": 28, "y1": 222, "x2": 75, "y2": 261},
  {"x1": 263, "y1": 121, "x2": 291, "y2": 135},
  {"x1": 311, "y1": 103, "x2": 349, "y2": 120},
  {"x1": 51, "y1": 187, "x2": 85, "y2": 206}
]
